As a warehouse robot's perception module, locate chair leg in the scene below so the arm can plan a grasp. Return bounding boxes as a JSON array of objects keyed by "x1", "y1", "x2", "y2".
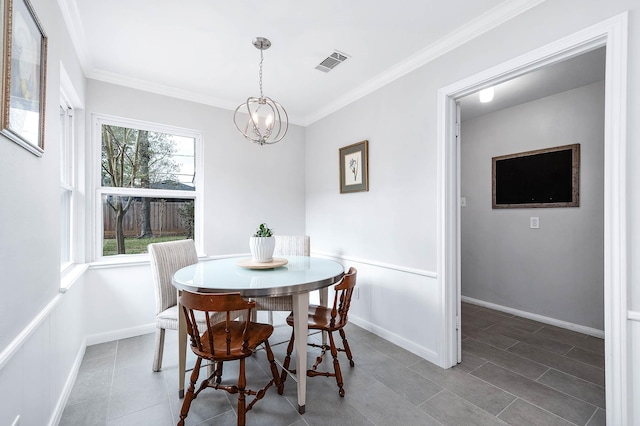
[
  {"x1": 237, "y1": 358, "x2": 247, "y2": 426},
  {"x1": 268, "y1": 310, "x2": 274, "y2": 325},
  {"x1": 152, "y1": 328, "x2": 165, "y2": 372},
  {"x1": 178, "y1": 357, "x2": 202, "y2": 425},
  {"x1": 215, "y1": 361, "x2": 224, "y2": 383},
  {"x1": 339, "y1": 328, "x2": 355, "y2": 367},
  {"x1": 328, "y1": 332, "x2": 345, "y2": 397},
  {"x1": 279, "y1": 329, "x2": 296, "y2": 388},
  {"x1": 264, "y1": 341, "x2": 284, "y2": 394}
]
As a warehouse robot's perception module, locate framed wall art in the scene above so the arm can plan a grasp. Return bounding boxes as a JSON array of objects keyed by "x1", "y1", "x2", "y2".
[
  {"x1": 339, "y1": 140, "x2": 369, "y2": 193},
  {"x1": 1, "y1": 0, "x2": 47, "y2": 156}
]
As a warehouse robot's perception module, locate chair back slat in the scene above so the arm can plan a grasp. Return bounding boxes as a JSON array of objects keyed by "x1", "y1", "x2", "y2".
[
  {"x1": 330, "y1": 267, "x2": 357, "y2": 327},
  {"x1": 180, "y1": 291, "x2": 255, "y2": 358},
  {"x1": 185, "y1": 308, "x2": 199, "y2": 351},
  {"x1": 274, "y1": 235, "x2": 310, "y2": 256}
]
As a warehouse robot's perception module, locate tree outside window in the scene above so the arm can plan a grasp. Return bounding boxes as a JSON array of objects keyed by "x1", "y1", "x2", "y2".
[{"x1": 98, "y1": 118, "x2": 198, "y2": 256}]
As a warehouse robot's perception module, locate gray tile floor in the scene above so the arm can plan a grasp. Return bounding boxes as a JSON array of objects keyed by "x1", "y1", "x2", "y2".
[{"x1": 60, "y1": 303, "x2": 605, "y2": 425}]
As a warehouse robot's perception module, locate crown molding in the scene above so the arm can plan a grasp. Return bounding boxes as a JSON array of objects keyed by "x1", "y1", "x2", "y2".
[
  {"x1": 57, "y1": 0, "x2": 93, "y2": 71},
  {"x1": 58, "y1": 0, "x2": 544, "y2": 128},
  {"x1": 301, "y1": 0, "x2": 546, "y2": 125},
  {"x1": 87, "y1": 68, "x2": 233, "y2": 108}
]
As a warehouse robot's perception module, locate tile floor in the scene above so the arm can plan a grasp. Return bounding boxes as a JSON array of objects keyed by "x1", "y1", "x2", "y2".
[{"x1": 60, "y1": 303, "x2": 605, "y2": 425}]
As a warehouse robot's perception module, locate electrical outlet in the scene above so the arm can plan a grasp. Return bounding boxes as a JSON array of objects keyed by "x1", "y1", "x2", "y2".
[
  {"x1": 353, "y1": 287, "x2": 359, "y2": 300},
  {"x1": 460, "y1": 197, "x2": 467, "y2": 207},
  {"x1": 530, "y1": 217, "x2": 540, "y2": 229}
]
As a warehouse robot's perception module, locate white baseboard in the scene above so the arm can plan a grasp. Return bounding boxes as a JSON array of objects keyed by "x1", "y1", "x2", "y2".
[
  {"x1": 48, "y1": 338, "x2": 86, "y2": 426},
  {"x1": 349, "y1": 315, "x2": 439, "y2": 364},
  {"x1": 86, "y1": 323, "x2": 156, "y2": 346},
  {"x1": 462, "y1": 296, "x2": 605, "y2": 338}
]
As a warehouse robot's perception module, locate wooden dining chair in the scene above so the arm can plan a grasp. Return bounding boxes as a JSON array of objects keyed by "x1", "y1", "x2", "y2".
[
  {"x1": 178, "y1": 291, "x2": 283, "y2": 426},
  {"x1": 253, "y1": 235, "x2": 310, "y2": 324},
  {"x1": 280, "y1": 267, "x2": 357, "y2": 397}
]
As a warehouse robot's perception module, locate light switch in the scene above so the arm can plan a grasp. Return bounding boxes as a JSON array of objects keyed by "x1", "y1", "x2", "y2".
[
  {"x1": 460, "y1": 197, "x2": 467, "y2": 207},
  {"x1": 530, "y1": 217, "x2": 540, "y2": 229}
]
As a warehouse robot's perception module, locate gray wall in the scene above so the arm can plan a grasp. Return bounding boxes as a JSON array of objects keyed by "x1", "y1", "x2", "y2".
[{"x1": 460, "y1": 81, "x2": 605, "y2": 330}]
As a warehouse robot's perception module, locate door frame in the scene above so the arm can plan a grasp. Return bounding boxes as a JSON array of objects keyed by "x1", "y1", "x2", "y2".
[{"x1": 436, "y1": 13, "x2": 628, "y2": 425}]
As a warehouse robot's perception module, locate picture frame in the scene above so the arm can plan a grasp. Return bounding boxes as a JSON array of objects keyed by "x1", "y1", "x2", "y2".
[
  {"x1": 339, "y1": 140, "x2": 369, "y2": 193},
  {"x1": 1, "y1": 0, "x2": 47, "y2": 156}
]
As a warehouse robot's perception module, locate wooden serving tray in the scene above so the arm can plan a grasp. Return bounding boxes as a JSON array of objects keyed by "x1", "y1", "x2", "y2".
[{"x1": 236, "y1": 257, "x2": 288, "y2": 269}]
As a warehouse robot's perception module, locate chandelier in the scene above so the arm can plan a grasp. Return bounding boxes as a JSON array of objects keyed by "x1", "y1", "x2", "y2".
[{"x1": 233, "y1": 37, "x2": 288, "y2": 145}]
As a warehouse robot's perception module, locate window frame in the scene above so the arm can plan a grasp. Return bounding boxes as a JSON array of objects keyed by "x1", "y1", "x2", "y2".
[
  {"x1": 59, "y1": 98, "x2": 74, "y2": 272},
  {"x1": 92, "y1": 113, "x2": 204, "y2": 262}
]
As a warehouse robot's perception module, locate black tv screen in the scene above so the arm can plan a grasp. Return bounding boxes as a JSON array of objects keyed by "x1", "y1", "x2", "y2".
[{"x1": 492, "y1": 144, "x2": 580, "y2": 209}]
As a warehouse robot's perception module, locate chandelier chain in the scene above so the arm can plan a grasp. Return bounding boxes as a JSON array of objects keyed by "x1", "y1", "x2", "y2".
[{"x1": 258, "y1": 49, "x2": 264, "y2": 99}]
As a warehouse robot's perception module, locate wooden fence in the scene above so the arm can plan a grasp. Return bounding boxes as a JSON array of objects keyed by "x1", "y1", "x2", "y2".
[{"x1": 103, "y1": 200, "x2": 190, "y2": 238}]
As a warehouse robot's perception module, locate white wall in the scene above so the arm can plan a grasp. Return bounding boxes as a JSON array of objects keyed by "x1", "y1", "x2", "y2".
[
  {"x1": 0, "y1": 0, "x2": 88, "y2": 423},
  {"x1": 85, "y1": 79, "x2": 307, "y2": 256},
  {"x1": 304, "y1": 69, "x2": 442, "y2": 359},
  {"x1": 80, "y1": 81, "x2": 309, "y2": 345},
  {"x1": 460, "y1": 81, "x2": 605, "y2": 331}
]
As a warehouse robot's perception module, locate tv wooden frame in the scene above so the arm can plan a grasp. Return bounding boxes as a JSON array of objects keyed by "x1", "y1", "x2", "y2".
[{"x1": 492, "y1": 143, "x2": 580, "y2": 209}]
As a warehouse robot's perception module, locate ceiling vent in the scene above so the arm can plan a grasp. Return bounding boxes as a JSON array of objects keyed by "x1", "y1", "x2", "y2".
[{"x1": 315, "y1": 51, "x2": 350, "y2": 73}]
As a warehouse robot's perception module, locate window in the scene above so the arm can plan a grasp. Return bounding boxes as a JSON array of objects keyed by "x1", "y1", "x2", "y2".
[
  {"x1": 60, "y1": 102, "x2": 74, "y2": 270},
  {"x1": 94, "y1": 115, "x2": 201, "y2": 258}
]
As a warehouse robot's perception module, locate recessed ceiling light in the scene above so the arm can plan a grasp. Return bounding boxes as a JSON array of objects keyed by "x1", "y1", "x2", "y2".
[{"x1": 479, "y1": 87, "x2": 494, "y2": 103}]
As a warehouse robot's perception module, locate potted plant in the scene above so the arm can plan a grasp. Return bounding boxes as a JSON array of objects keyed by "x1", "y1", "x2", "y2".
[{"x1": 249, "y1": 223, "x2": 275, "y2": 262}]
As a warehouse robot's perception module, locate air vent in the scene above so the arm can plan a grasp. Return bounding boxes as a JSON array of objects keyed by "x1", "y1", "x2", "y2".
[{"x1": 315, "y1": 51, "x2": 350, "y2": 73}]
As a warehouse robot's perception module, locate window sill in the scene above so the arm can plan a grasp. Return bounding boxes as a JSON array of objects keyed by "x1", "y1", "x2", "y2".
[
  {"x1": 88, "y1": 252, "x2": 250, "y2": 270},
  {"x1": 89, "y1": 255, "x2": 152, "y2": 269}
]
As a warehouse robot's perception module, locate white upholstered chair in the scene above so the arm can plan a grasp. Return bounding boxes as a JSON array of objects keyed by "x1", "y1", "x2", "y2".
[
  {"x1": 149, "y1": 239, "x2": 199, "y2": 372},
  {"x1": 253, "y1": 235, "x2": 310, "y2": 323},
  {"x1": 149, "y1": 239, "x2": 244, "y2": 372}
]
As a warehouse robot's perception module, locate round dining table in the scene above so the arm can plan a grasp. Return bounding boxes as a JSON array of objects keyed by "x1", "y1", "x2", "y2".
[{"x1": 172, "y1": 255, "x2": 345, "y2": 414}]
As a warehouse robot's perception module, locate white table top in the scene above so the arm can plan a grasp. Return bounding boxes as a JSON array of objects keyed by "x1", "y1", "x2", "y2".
[{"x1": 172, "y1": 256, "x2": 345, "y2": 297}]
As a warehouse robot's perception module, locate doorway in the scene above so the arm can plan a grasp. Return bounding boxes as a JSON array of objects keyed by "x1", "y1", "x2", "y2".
[
  {"x1": 457, "y1": 46, "x2": 605, "y2": 336},
  {"x1": 436, "y1": 13, "x2": 628, "y2": 425}
]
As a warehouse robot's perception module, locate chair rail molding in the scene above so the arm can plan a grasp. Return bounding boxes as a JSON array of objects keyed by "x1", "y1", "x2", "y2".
[
  {"x1": 312, "y1": 250, "x2": 437, "y2": 278},
  {"x1": 0, "y1": 294, "x2": 63, "y2": 370}
]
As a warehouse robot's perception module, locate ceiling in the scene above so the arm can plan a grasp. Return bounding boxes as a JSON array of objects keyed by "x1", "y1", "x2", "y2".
[
  {"x1": 459, "y1": 46, "x2": 606, "y2": 121},
  {"x1": 60, "y1": 0, "x2": 609, "y2": 127},
  {"x1": 60, "y1": 0, "x2": 552, "y2": 125}
]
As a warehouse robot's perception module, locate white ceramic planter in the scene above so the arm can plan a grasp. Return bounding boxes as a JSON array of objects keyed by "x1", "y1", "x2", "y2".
[{"x1": 249, "y1": 236, "x2": 276, "y2": 262}]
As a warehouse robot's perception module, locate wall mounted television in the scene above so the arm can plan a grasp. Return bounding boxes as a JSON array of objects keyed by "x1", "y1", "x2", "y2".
[{"x1": 492, "y1": 144, "x2": 580, "y2": 209}]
